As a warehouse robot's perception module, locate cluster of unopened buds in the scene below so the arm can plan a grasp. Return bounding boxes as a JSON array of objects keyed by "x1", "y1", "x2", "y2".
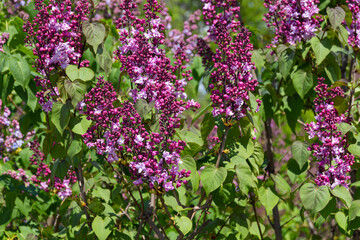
[
  {"x1": 199, "y1": 0, "x2": 260, "y2": 120},
  {"x1": 263, "y1": 0, "x2": 322, "y2": 45},
  {"x1": 305, "y1": 78, "x2": 354, "y2": 189},
  {"x1": 23, "y1": 0, "x2": 89, "y2": 112},
  {"x1": 347, "y1": 0, "x2": 360, "y2": 48}
]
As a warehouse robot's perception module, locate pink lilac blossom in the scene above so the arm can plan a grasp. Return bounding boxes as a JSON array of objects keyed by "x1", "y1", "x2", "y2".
[
  {"x1": 83, "y1": 77, "x2": 191, "y2": 191},
  {"x1": 4, "y1": 140, "x2": 77, "y2": 199},
  {"x1": 263, "y1": 0, "x2": 322, "y2": 45},
  {"x1": 347, "y1": 0, "x2": 360, "y2": 48},
  {"x1": 0, "y1": 33, "x2": 10, "y2": 53},
  {"x1": 305, "y1": 78, "x2": 354, "y2": 189},
  {"x1": 23, "y1": 0, "x2": 89, "y2": 112},
  {"x1": 199, "y1": 0, "x2": 260, "y2": 119}
]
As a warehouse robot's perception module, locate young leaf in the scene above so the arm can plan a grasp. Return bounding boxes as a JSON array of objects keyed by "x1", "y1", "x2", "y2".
[
  {"x1": 51, "y1": 101, "x2": 72, "y2": 135},
  {"x1": 83, "y1": 21, "x2": 106, "y2": 52},
  {"x1": 92, "y1": 216, "x2": 112, "y2": 240},
  {"x1": 258, "y1": 186, "x2": 279, "y2": 214},
  {"x1": 291, "y1": 69, "x2": 313, "y2": 99},
  {"x1": 200, "y1": 166, "x2": 227, "y2": 196},
  {"x1": 300, "y1": 183, "x2": 330, "y2": 212},
  {"x1": 291, "y1": 141, "x2": 310, "y2": 169},
  {"x1": 311, "y1": 37, "x2": 332, "y2": 65},
  {"x1": 327, "y1": 7, "x2": 346, "y2": 29},
  {"x1": 9, "y1": 56, "x2": 30, "y2": 89},
  {"x1": 175, "y1": 216, "x2": 192, "y2": 235}
]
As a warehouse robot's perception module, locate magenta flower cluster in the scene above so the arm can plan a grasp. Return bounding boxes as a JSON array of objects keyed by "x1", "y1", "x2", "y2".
[
  {"x1": 199, "y1": 0, "x2": 260, "y2": 119},
  {"x1": 263, "y1": 0, "x2": 322, "y2": 45},
  {"x1": 83, "y1": 78, "x2": 191, "y2": 191},
  {"x1": 347, "y1": 0, "x2": 360, "y2": 48},
  {"x1": 0, "y1": 32, "x2": 9, "y2": 53},
  {"x1": 23, "y1": 0, "x2": 89, "y2": 112},
  {"x1": 305, "y1": 78, "x2": 354, "y2": 189},
  {"x1": 4, "y1": 140, "x2": 76, "y2": 199},
  {"x1": 0, "y1": 99, "x2": 33, "y2": 162}
]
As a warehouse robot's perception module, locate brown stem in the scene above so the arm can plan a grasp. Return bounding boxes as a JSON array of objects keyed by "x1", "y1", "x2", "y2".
[
  {"x1": 250, "y1": 194, "x2": 264, "y2": 240},
  {"x1": 265, "y1": 119, "x2": 282, "y2": 240}
]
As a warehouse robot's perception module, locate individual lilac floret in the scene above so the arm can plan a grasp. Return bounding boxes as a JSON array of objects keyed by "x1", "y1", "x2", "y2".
[
  {"x1": 199, "y1": 0, "x2": 260, "y2": 120},
  {"x1": 263, "y1": 0, "x2": 322, "y2": 45},
  {"x1": 347, "y1": 0, "x2": 360, "y2": 48},
  {"x1": 305, "y1": 78, "x2": 354, "y2": 189}
]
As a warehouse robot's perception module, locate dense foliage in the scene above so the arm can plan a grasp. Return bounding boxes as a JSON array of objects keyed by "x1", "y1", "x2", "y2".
[{"x1": 1, "y1": 0, "x2": 360, "y2": 239}]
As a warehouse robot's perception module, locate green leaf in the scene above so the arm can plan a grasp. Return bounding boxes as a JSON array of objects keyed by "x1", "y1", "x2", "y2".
[
  {"x1": 65, "y1": 65, "x2": 94, "y2": 82},
  {"x1": 272, "y1": 174, "x2": 291, "y2": 196},
  {"x1": 311, "y1": 37, "x2": 332, "y2": 65},
  {"x1": 291, "y1": 141, "x2": 310, "y2": 169},
  {"x1": 92, "y1": 216, "x2": 112, "y2": 240},
  {"x1": 349, "y1": 200, "x2": 360, "y2": 221},
  {"x1": 291, "y1": 69, "x2": 313, "y2": 99},
  {"x1": 300, "y1": 183, "x2": 330, "y2": 212},
  {"x1": 175, "y1": 216, "x2": 192, "y2": 235},
  {"x1": 72, "y1": 116, "x2": 92, "y2": 135},
  {"x1": 258, "y1": 186, "x2": 279, "y2": 214},
  {"x1": 9, "y1": 56, "x2": 30, "y2": 89},
  {"x1": 213, "y1": 183, "x2": 235, "y2": 207},
  {"x1": 332, "y1": 96, "x2": 348, "y2": 115},
  {"x1": 331, "y1": 185, "x2": 352, "y2": 208},
  {"x1": 135, "y1": 99, "x2": 154, "y2": 120},
  {"x1": 64, "y1": 78, "x2": 87, "y2": 107},
  {"x1": 51, "y1": 101, "x2": 72, "y2": 135},
  {"x1": 335, "y1": 211, "x2": 347, "y2": 231},
  {"x1": 235, "y1": 158, "x2": 257, "y2": 194},
  {"x1": 349, "y1": 143, "x2": 360, "y2": 157},
  {"x1": 83, "y1": 21, "x2": 106, "y2": 52},
  {"x1": 201, "y1": 113, "x2": 215, "y2": 143},
  {"x1": 327, "y1": 7, "x2": 346, "y2": 29},
  {"x1": 67, "y1": 140, "x2": 82, "y2": 158},
  {"x1": 96, "y1": 43, "x2": 112, "y2": 75},
  {"x1": 200, "y1": 166, "x2": 227, "y2": 196},
  {"x1": 279, "y1": 49, "x2": 294, "y2": 79},
  {"x1": 15, "y1": 197, "x2": 31, "y2": 216}
]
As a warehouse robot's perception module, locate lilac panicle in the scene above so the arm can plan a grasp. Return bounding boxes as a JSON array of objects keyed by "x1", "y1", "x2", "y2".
[
  {"x1": 23, "y1": 0, "x2": 89, "y2": 112},
  {"x1": 263, "y1": 0, "x2": 322, "y2": 45},
  {"x1": 348, "y1": 0, "x2": 360, "y2": 48},
  {"x1": 305, "y1": 78, "x2": 354, "y2": 189},
  {"x1": 199, "y1": 0, "x2": 260, "y2": 120}
]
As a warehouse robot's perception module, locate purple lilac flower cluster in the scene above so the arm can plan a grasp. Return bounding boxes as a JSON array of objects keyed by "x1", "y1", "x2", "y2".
[
  {"x1": 5, "y1": 0, "x2": 29, "y2": 19},
  {"x1": 83, "y1": 78, "x2": 191, "y2": 191},
  {"x1": 348, "y1": 0, "x2": 360, "y2": 48},
  {"x1": 305, "y1": 78, "x2": 354, "y2": 189},
  {"x1": 93, "y1": 0, "x2": 142, "y2": 21},
  {"x1": 163, "y1": 9, "x2": 202, "y2": 59},
  {"x1": 4, "y1": 141, "x2": 77, "y2": 199},
  {"x1": 0, "y1": 33, "x2": 10, "y2": 53},
  {"x1": 263, "y1": 0, "x2": 322, "y2": 45},
  {"x1": 199, "y1": 0, "x2": 260, "y2": 119},
  {"x1": 0, "y1": 99, "x2": 33, "y2": 162},
  {"x1": 23, "y1": 0, "x2": 89, "y2": 112}
]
